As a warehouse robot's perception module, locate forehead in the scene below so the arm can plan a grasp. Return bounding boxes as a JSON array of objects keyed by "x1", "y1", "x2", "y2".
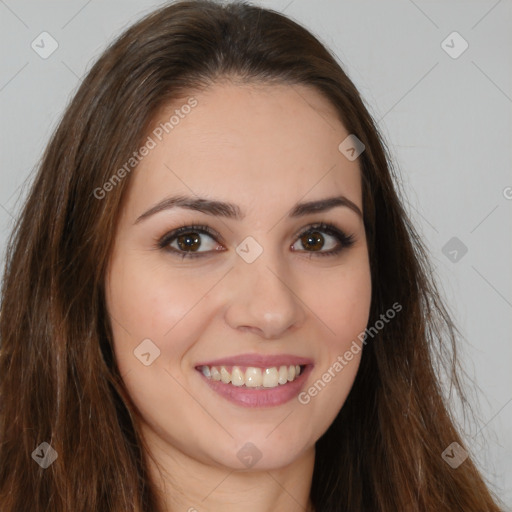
[{"x1": 123, "y1": 81, "x2": 362, "y2": 220}]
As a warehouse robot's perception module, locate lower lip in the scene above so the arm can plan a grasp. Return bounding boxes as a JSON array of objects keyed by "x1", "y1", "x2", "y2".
[{"x1": 197, "y1": 365, "x2": 313, "y2": 408}]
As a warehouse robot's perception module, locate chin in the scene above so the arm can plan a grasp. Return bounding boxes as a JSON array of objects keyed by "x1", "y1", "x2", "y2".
[{"x1": 214, "y1": 427, "x2": 314, "y2": 471}]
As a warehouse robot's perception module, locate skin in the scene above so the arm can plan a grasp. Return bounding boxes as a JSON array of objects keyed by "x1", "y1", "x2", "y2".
[{"x1": 105, "y1": 81, "x2": 372, "y2": 512}]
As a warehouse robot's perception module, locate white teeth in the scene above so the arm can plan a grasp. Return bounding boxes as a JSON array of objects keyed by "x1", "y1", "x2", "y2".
[
  {"x1": 278, "y1": 365, "x2": 288, "y2": 385},
  {"x1": 245, "y1": 367, "x2": 262, "y2": 387},
  {"x1": 231, "y1": 367, "x2": 244, "y2": 386},
  {"x1": 263, "y1": 367, "x2": 279, "y2": 387},
  {"x1": 220, "y1": 367, "x2": 230, "y2": 384},
  {"x1": 200, "y1": 364, "x2": 304, "y2": 388}
]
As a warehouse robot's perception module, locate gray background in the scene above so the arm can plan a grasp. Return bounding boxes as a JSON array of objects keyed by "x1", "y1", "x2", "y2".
[{"x1": 1, "y1": 0, "x2": 511, "y2": 507}]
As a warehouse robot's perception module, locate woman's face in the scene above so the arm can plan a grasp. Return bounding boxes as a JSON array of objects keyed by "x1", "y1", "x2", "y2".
[{"x1": 105, "y1": 81, "x2": 371, "y2": 471}]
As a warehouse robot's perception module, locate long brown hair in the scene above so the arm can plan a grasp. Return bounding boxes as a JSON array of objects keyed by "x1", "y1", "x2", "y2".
[{"x1": 0, "y1": 1, "x2": 504, "y2": 510}]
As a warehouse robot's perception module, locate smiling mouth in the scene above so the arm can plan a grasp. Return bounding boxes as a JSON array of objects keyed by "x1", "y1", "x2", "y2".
[{"x1": 197, "y1": 364, "x2": 306, "y2": 388}]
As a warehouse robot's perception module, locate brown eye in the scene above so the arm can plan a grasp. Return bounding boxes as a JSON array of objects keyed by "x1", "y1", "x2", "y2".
[
  {"x1": 291, "y1": 223, "x2": 355, "y2": 257},
  {"x1": 300, "y1": 231, "x2": 325, "y2": 252},
  {"x1": 159, "y1": 225, "x2": 222, "y2": 259},
  {"x1": 176, "y1": 232, "x2": 202, "y2": 252}
]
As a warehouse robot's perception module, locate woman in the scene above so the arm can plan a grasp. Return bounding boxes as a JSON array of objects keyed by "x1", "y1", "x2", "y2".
[{"x1": 0, "y1": 1, "x2": 504, "y2": 510}]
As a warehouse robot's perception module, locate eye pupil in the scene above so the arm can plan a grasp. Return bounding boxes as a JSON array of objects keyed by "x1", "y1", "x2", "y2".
[
  {"x1": 177, "y1": 233, "x2": 201, "y2": 251},
  {"x1": 301, "y1": 231, "x2": 324, "y2": 251}
]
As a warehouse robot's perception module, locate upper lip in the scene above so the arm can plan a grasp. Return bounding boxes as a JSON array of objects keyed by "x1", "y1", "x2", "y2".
[{"x1": 195, "y1": 353, "x2": 313, "y2": 368}]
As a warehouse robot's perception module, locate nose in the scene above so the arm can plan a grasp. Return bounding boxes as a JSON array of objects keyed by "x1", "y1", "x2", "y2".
[{"x1": 223, "y1": 246, "x2": 307, "y2": 339}]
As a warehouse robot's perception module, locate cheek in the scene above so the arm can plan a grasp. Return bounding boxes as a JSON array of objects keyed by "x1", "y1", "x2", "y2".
[
  {"x1": 105, "y1": 252, "x2": 216, "y2": 365},
  {"x1": 310, "y1": 256, "x2": 372, "y2": 346},
  {"x1": 298, "y1": 257, "x2": 371, "y2": 428}
]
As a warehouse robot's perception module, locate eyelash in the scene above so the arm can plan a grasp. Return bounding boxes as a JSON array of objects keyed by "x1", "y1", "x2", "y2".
[{"x1": 157, "y1": 222, "x2": 355, "y2": 260}]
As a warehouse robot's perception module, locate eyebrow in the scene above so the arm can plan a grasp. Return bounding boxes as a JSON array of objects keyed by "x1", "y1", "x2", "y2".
[{"x1": 134, "y1": 194, "x2": 363, "y2": 224}]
